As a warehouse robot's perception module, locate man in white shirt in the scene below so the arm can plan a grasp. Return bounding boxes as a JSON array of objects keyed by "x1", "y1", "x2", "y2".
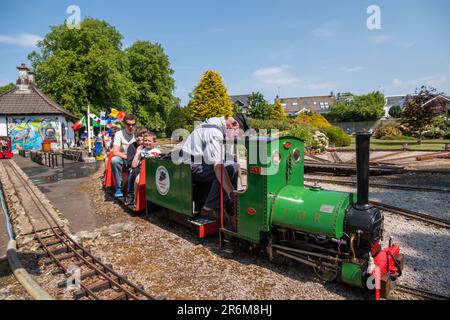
[
  {"x1": 181, "y1": 114, "x2": 250, "y2": 221},
  {"x1": 111, "y1": 114, "x2": 136, "y2": 197}
]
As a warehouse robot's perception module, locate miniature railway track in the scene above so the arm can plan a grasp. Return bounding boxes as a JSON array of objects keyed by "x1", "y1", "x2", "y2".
[
  {"x1": 329, "y1": 151, "x2": 343, "y2": 163},
  {"x1": 304, "y1": 181, "x2": 450, "y2": 229},
  {"x1": 304, "y1": 177, "x2": 450, "y2": 194},
  {"x1": 304, "y1": 161, "x2": 405, "y2": 176},
  {"x1": 369, "y1": 201, "x2": 450, "y2": 229},
  {"x1": 394, "y1": 284, "x2": 450, "y2": 300},
  {"x1": 3, "y1": 160, "x2": 156, "y2": 300}
]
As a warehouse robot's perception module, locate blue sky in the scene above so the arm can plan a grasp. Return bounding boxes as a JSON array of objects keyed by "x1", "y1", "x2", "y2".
[{"x1": 1, "y1": 0, "x2": 449, "y2": 105}]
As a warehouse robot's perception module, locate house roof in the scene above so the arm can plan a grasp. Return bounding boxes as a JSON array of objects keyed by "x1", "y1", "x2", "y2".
[
  {"x1": 279, "y1": 95, "x2": 336, "y2": 114},
  {"x1": 0, "y1": 86, "x2": 79, "y2": 121},
  {"x1": 230, "y1": 94, "x2": 251, "y2": 107}
]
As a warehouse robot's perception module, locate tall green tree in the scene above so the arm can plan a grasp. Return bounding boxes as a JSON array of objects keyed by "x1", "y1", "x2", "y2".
[
  {"x1": 401, "y1": 86, "x2": 447, "y2": 143},
  {"x1": 0, "y1": 83, "x2": 14, "y2": 95},
  {"x1": 126, "y1": 41, "x2": 177, "y2": 128},
  {"x1": 248, "y1": 92, "x2": 272, "y2": 120},
  {"x1": 28, "y1": 18, "x2": 135, "y2": 116},
  {"x1": 188, "y1": 70, "x2": 233, "y2": 122}
]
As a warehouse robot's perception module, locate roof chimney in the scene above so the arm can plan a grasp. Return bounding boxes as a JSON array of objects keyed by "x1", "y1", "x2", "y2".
[
  {"x1": 27, "y1": 69, "x2": 35, "y2": 85},
  {"x1": 16, "y1": 63, "x2": 31, "y2": 91}
]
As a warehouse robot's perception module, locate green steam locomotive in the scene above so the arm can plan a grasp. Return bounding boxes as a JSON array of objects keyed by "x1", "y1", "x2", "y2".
[{"x1": 144, "y1": 133, "x2": 404, "y2": 298}]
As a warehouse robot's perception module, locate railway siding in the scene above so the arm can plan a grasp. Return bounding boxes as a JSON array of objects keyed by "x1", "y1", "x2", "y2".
[{"x1": 0, "y1": 160, "x2": 69, "y2": 246}]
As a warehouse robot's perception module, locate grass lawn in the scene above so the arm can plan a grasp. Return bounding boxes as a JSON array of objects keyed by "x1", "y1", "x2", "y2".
[{"x1": 337, "y1": 138, "x2": 450, "y2": 151}]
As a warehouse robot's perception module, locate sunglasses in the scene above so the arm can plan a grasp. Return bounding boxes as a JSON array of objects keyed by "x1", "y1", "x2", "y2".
[{"x1": 125, "y1": 123, "x2": 136, "y2": 127}]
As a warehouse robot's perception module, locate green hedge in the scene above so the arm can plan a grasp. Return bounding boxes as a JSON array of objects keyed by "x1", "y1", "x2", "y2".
[
  {"x1": 323, "y1": 126, "x2": 351, "y2": 147},
  {"x1": 249, "y1": 119, "x2": 291, "y2": 132}
]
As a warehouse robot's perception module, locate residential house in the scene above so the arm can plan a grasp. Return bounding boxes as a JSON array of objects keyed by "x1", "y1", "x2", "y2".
[{"x1": 279, "y1": 92, "x2": 336, "y2": 116}]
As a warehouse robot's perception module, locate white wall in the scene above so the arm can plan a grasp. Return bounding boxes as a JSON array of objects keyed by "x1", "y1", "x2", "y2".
[{"x1": 0, "y1": 116, "x2": 7, "y2": 136}]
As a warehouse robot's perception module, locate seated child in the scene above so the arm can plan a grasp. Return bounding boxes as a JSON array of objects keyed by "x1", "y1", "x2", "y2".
[
  {"x1": 131, "y1": 131, "x2": 160, "y2": 207},
  {"x1": 125, "y1": 127, "x2": 148, "y2": 203}
]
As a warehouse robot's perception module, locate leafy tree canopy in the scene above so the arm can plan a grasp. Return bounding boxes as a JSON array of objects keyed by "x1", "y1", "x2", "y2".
[
  {"x1": 29, "y1": 18, "x2": 134, "y2": 116},
  {"x1": 248, "y1": 92, "x2": 272, "y2": 120},
  {"x1": 328, "y1": 91, "x2": 385, "y2": 122},
  {"x1": 401, "y1": 86, "x2": 447, "y2": 141},
  {"x1": 0, "y1": 83, "x2": 14, "y2": 95},
  {"x1": 28, "y1": 18, "x2": 178, "y2": 133},
  {"x1": 126, "y1": 41, "x2": 177, "y2": 120},
  {"x1": 187, "y1": 70, "x2": 233, "y2": 122}
]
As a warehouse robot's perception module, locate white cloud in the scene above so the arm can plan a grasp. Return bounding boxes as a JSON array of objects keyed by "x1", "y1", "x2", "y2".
[
  {"x1": 371, "y1": 34, "x2": 393, "y2": 44},
  {"x1": 341, "y1": 66, "x2": 365, "y2": 73},
  {"x1": 401, "y1": 41, "x2": 415, "y2": 49},
  {"x1": 393, "y1": 78, "x2": 403, "y2": 87},
  {"x1": 0, "y1": 33, "x2": 42, "y2": 47},
  {"x1": 253, "y1": 66, "x2": 300, "y2": 86},
  {"x1": 312, "y1": 20, "x2": 339, "y2": 37},
  {"x1": 392, "y1": 75, "x2": 447, "y2": 88},
  {"x1": 411, "y1": 75, "x2": 447, "y2": 87}
]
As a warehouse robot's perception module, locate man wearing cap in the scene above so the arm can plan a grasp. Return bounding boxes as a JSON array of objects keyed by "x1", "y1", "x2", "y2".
[{"x1": 181, "y1": 113, "x2": 250, "y2": 221}]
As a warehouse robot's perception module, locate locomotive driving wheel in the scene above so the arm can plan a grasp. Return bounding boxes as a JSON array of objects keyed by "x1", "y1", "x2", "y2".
[{"x1": 313, "y1": 266, "x2": 338, "y2": 282}]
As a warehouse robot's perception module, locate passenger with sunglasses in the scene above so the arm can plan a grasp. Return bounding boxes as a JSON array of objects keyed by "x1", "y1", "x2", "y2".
[{"x1": 111, "y1": 113, "x2": 136, "y2": 197}]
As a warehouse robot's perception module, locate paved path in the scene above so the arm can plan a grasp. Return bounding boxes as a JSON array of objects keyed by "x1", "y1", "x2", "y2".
[{"x1": 12, "y1": 156, "x2": 109, "y2": 233}]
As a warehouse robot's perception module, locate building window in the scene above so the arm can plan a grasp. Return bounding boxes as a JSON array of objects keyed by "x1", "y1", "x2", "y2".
[
  {"x1": 313, "y1": 101, "x2": 317, "y2": 105},
  {"x1": 292, "y1": 102, "x2": 298, "y2": 106},
  {"x1": 281, "y1": 103, "x2": 287, "y2": 107}
]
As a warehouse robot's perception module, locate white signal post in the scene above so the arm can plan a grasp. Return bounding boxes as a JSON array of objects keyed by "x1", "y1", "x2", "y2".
[{"x1": 87, "y1": 105, "x2": 92, "y2": 156}]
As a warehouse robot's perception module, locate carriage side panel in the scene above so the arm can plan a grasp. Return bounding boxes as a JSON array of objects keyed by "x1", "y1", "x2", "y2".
[{"x1": 145, "y1": 159, "x2": 193, "y2": 216}]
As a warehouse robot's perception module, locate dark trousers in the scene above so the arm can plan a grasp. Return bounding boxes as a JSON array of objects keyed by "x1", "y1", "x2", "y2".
[{"x1": 191, "y1": 163, "x2": 239, "y2": 211}]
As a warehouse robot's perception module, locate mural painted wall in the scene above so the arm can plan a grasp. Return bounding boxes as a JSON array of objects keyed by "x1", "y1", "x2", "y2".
[{"x1": 7, "y1": 116, "x2": 61, "y2": 152}]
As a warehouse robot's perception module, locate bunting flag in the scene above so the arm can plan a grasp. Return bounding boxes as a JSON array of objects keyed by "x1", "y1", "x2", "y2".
[
  {"x1": 116, "y1": 111, "x2": 126, "y2": 121},
  {"x1": 109, "y1": 108, "x2": 119, "y2": 118},
  {"x1": 71, "y1": 116, "x2": 86, "y2": 131},
  {"x1": 109, "y1": 108, "x2": 126, "y2": 121},
  {"x1": 89, "y1": 113, "x2": 101, "y2": 127}
]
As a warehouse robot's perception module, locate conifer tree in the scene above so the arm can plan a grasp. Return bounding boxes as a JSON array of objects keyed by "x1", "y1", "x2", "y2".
[
  {"x1": 271, "y1": 99, "x2": 287, "y2": 120},
  {"x1": 188, "y1": 70, "x2": 233, "y2": 122}
]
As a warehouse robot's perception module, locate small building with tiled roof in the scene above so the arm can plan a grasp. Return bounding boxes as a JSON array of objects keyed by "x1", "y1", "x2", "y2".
[{"x1": 0, "y1": 64, "x2": 78, "y2": 152}]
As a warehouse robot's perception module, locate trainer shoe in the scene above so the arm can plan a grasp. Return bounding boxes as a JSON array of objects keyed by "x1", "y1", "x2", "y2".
[{"x1": 114, "y1": 188, "x2": 123, "y2": 198}]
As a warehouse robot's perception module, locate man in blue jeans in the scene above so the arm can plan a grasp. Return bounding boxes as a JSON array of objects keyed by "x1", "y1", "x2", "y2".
[{"x1": 111, "y1": 114, "x2": 136, "y2": 197}]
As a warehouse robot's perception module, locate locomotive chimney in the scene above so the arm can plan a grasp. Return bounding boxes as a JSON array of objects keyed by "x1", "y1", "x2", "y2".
[{"x1": 355, "y1": 132, "x2": 372, "y2": 209}]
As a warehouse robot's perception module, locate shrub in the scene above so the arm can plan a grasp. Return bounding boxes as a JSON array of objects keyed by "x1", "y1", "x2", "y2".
[
  {"x1": 445, "y1": 129, "x2": 450, "y2": 139},
  {"x1": 374, "y1": 126, "x2": 402, "y2": 139},
  {"x1": 323, "y1": 126, "x2": 351, "y2": 147},
  {"x1": 379, "y1": 135, "x2": 414, "y2": 141},
  {"x1": 249, "y1": 119, "x2": 290, "y2": 132},
  {"x1": 291, "y1": 111, "x2": 331, "y2": 128},
  {"x1": 288, "y1": 124, "x2": 314, "y2": 146},
  {"x1": 312, "y1": 131, "x2": 329, "y2": 151}
]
